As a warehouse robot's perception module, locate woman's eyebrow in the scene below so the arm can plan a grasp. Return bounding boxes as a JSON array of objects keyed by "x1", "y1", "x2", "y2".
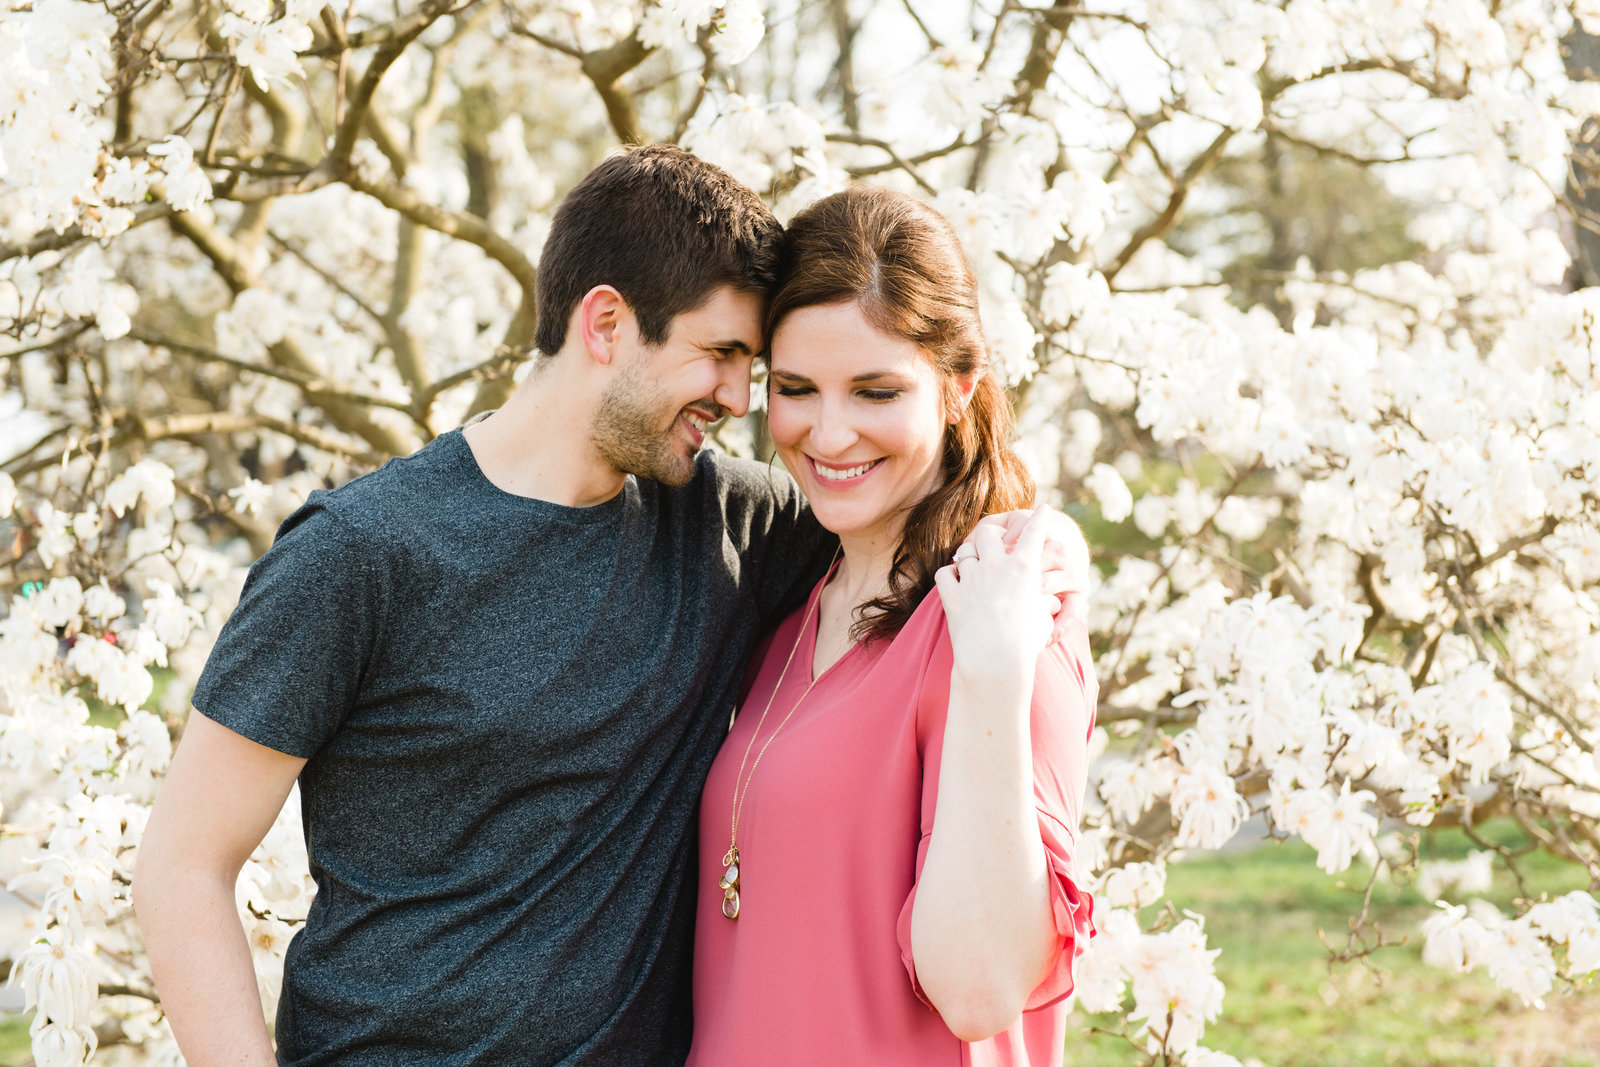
[{"x1": 769, "y1": 369, "x2": 910, "y2": 383}]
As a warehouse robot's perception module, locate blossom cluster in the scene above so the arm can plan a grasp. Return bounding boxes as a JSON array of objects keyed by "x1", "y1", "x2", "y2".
[{"x1": 0, "y1": 457, "x2": 316, "y2": 1063}]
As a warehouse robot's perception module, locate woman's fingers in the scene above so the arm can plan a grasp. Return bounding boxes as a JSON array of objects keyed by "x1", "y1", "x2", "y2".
[
  {"x1": 1013, "y1": 505, "x2": 1052, "y2": 565},
  {"x1": 972, "y1": 521, "x2": 1007, "y2": 560}
]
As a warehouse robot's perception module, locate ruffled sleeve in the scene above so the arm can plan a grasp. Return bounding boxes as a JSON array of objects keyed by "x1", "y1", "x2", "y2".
[
  {"x1": 1024, "y1": 808, "x2": 1098, "y2": 1008},
  {"x1": 895, "y1": 608, "x2": 1099, "y2": 1012}
]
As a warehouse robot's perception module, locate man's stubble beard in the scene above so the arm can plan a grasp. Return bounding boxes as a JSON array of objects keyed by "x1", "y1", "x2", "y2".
[{"x1": 592, "y1": 352, "x2": 699, "y2": 488}]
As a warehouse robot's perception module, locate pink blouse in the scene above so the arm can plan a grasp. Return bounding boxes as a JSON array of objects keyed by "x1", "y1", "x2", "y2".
[{"x1": 687, "y1": 575, "x2": 1098, "y2": 1067}]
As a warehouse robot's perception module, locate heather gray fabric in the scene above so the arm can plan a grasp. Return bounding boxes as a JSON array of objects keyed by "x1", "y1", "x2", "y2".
[{"x1": 191, "y1": 429, "x2": 834, "y2": 1066}]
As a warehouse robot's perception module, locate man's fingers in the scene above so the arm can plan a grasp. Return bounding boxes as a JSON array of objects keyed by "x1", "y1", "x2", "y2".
[{"x1": 1051, "y1": 592, "x2": 1087, "y2": 640}]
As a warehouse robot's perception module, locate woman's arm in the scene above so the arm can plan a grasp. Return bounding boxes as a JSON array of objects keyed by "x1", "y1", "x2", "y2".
[
  {"x1": 133, "y1": 713, "x2": 306, "y2": 1066},
  {"x1": 909, "y1": 513, "x2": 1066, "y2": 1041}
]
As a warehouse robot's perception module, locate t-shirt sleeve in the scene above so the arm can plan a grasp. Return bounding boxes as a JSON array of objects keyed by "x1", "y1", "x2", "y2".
[
  {"x1": 708, "y1": 454, "x2": 838, "y2": 627},
  {"x1": 895, "y1": 614, "x2": 1099, "y2": 1014},
  {"x1": 189, "y1": 497, "x2": 382, "y2": 759}
]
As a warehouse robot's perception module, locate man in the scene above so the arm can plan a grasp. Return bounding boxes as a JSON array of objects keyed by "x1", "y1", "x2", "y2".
[{"x1": 134, "y1": 145, "x2": 1082, "y2": 1065}]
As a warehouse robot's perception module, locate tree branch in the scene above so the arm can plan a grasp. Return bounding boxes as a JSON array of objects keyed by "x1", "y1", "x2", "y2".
[
  {"x1": 5, "y1": 410, "x2": 383, "y2": 479},
  {"x1": 512, "y1": 23, "x2": 655, "y2": 145},
  {"x1": 327, "y1": 0, "x2": 472, "y2": 174},
  {"x1": 1104, "y1": 125, "x2": 1236, "y2": 282},
  {"x1": 345, "y1": 174, "x2": 539, "y2": 294},
  {"x1": 0, "y1": 202, "x2": 174, "y2": 264},
  {"x1": 128, "y1": 330, "x2": 417, "y2": 417},
  {"x1": 166, "y1": 208, "x2": 419, "y2": 456}
]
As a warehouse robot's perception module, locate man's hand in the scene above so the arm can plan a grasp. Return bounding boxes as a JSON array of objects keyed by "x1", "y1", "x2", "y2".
[{"x1": 963, "y1": 504, "x2": 1091, "y2": 641}]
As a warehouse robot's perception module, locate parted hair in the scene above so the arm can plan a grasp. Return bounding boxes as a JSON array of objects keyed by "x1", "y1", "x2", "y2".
[
  {"x1": 765, "y1": 185, "x2": 1036, "y2": 642},
  {"x1": 534, "y1": 144, "x2": 784, "y2": 356}
]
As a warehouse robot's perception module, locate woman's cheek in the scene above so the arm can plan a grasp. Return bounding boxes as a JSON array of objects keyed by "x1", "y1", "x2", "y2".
[{"x1": 765, "y1": 397, "x2": 806, "y2": 450}]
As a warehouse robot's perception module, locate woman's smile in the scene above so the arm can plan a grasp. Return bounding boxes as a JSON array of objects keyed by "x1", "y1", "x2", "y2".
[{"x1": 807, "y1": 456, "x2": 886, "y2": 484}]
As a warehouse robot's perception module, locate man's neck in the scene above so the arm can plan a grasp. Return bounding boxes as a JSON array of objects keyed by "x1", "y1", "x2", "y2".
[{"x1": 460, "y1": 358, "x2": 626, "y2": 508}]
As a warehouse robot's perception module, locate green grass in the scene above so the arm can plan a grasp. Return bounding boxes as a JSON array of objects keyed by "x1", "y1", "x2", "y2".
[
  {"x1": 0, "y1": 1014, "x2": 30, "y2": 1062},
  {"x1": 1070, "y1": 825, "x2": 1599, "y2": 1066}
]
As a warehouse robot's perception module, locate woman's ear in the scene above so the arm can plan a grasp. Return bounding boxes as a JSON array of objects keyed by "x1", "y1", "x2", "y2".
[{"x1": 947, "y1": 370, "x2": 980, "y2": 423}]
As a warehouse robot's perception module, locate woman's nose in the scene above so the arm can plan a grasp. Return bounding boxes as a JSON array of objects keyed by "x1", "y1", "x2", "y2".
[{"x1": 808, "y1": 399, "x2": 858, "y2": 455}]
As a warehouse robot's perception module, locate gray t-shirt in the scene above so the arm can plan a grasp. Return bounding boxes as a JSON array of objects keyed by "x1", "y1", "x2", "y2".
[{"x1": 191, "y1": 430, "x2": 834, "y2": 1066}]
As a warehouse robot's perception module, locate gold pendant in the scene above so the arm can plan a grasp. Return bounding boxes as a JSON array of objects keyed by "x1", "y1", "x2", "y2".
[{"x1": 720, "y1": 846, "x2": 741, "y2": 919}]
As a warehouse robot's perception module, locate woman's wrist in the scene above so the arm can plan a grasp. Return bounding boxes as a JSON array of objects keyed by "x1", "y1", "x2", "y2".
[{"x1": 949, "y1": 655, "x2": 1035, "y2": 714}]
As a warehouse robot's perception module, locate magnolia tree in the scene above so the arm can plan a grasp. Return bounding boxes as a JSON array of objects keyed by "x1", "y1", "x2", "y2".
[{"x1": 2, "y1": 0, "x2": 1599, "y2": 1062}]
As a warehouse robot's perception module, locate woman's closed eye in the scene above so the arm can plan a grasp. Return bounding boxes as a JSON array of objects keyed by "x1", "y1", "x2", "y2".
[{"x1": 771, "y1": 379, "x2": 904, "y2": 402}]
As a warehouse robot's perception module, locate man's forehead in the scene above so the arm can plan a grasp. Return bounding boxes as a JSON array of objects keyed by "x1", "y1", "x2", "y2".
[{"x1": 675, "y1": 286, "x2": 764, "y2": 349}]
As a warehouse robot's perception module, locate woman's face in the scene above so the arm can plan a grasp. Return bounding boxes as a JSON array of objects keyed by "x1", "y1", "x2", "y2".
[{"x1": 767, "y1": 301, "x2": 952, "y2": 549}]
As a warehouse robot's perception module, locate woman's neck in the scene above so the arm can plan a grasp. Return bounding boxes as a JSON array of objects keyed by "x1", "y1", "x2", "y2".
[{"x1": 827, "y1": 527, "x2": 902, "y2": 612}]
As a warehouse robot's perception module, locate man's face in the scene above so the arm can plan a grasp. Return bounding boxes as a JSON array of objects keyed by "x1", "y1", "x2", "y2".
[{"x1": 591, "y1": 286, "x2": 763, "y2": 487}]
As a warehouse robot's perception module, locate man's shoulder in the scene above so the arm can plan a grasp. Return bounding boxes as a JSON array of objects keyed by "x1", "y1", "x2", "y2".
[
  {"x1": 274, "y1": 434, "x2": 463, "y2": 550},
  {"x1": 682, "y1": 450, "x2": 802, "y2": 512}
]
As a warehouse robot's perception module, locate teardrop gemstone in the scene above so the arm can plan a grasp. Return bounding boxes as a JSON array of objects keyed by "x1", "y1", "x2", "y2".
[
  {"x1": 722, "y1": 887, "x2": 740, "y2": 919},
  {"x1": 719, "y1": 863, "x2": 740, "y2": 890}
]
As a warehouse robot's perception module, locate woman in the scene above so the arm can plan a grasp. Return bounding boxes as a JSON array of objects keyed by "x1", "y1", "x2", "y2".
[{"x1": 687, "y1": 186, "x2": 1097, "y2": 1066}]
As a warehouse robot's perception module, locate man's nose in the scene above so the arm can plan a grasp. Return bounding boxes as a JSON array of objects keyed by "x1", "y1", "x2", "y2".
[{"x1": 715, "y1": 357, "x2": 754, "y2": 419}]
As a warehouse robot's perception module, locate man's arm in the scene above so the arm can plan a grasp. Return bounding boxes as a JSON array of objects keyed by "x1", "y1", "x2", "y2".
[{"x1": 133, "y1": 713, "x2": 306, "y2": 1066}]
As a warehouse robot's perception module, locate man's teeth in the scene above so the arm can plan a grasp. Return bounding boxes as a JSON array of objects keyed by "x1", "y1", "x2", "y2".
[
  {"x1": 685, "y1": 413, "x2": 708, "y2": 433},
  {"x1": 814, "y1": 459, "x2": 881, "y2": 481}
]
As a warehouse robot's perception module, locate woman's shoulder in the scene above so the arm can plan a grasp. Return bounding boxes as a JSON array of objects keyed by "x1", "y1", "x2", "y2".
[{"x1": 867, "y1": 586, "x2": 951, "y2": 666}]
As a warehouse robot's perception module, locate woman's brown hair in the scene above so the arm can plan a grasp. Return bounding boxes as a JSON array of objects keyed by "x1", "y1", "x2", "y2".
[{"x1": 765, "y1": 185, "x2": 1035, "y2": 642}]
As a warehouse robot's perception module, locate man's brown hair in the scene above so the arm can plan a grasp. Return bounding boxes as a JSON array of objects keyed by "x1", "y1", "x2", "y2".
[{"x1": 534, "y1": 144, "x2": 783, "y2": 356}]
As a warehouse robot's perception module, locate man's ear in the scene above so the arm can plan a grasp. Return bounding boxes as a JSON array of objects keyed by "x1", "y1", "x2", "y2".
[
  {"x1": 578, "y1": 285, "x2": 631, "y2": 366},
  {"x1": 947, "y1": 370, "x2": 980, "y2": 423}
]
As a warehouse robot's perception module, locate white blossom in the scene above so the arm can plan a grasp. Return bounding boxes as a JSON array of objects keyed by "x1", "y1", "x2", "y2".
[
  {"x1": 228, "y1": 477, "x2": 273, "y2": 516},
  {"x1": 145, "y1": 136, "x2": 212, "y2": 212},
  {"x1": 8, "y1": 933, "x2": 98, "y2": 1030},
  {"x1": 1101, "y1": 861, "x2": 1167, "y2": 909},
  {"x1": 1084, "y1": 463, "x2": 1134, "y2": 523}
]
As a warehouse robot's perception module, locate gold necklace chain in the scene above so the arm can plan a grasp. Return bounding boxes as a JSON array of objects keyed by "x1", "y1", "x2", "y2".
[{"x1": 719, "y1": 548, "x2": 840, "y2": 920}]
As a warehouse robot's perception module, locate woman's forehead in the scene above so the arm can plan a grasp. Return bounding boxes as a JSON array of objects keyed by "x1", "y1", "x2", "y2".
[{"x1": 769, "y1": 301, "x2": 928, "y2": 374}]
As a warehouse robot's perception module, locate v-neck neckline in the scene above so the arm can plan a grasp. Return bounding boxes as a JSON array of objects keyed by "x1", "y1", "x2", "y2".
[{"x1": 805, "y1": 558, "x2": 862, "y2": 684}]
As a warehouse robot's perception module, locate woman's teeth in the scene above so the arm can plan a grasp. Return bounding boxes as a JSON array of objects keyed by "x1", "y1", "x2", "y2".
[{"x1": 814, "y1": 459, "x2": 882, "y2": 481}]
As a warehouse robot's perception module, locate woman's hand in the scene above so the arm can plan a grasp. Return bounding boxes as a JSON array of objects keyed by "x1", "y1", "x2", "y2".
[
  {"x1": 935, "y1": 507, "x2": 1059, "y2": 691},
  {"x1": 965, "y1": 505, "x2": 1090, "y2": 638}
]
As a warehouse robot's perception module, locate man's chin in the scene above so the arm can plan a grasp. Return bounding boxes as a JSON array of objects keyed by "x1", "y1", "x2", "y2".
[
  {"x1": 623, "y1": 442, "x2": 699, "y2": 488},
  {"x1": 652, "y1": 449, "x2": 700, "y2": 488}
]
